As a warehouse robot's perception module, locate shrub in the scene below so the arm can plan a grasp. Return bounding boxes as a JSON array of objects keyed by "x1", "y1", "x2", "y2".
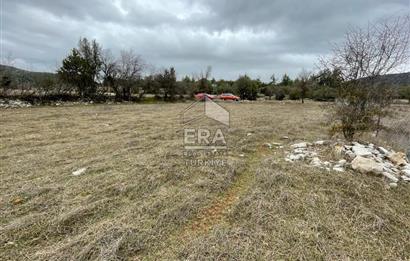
[
  {"x1": 234, "y1": 75, "x2": 258, "y2": 100},
  {"x1": 288, "y1": 87, "x2": 301, "y2": 100},
  {"x1": 274, "y1": 87, "x2": 285, "y2": 100},
  {"x1": 399, "y1": 86, "x2": 410, "y2": 103},
  {"x1": 311, "y1": 86, "x2": 336, "y2": 101}
]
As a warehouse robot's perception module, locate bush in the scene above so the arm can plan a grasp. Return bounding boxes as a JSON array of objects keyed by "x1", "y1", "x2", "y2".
[
  {"x1": 288, "y1": 87, "x2": 301, "y2": 100},
  {"x1": 311, "y1": 86, "x2": 336, "y2": 101},
  {"x1": 399, "y1": 86, "x2": 410, "y2": 103},
  {"x1": 234, "y1": 75, "x2": 258, "y2": 100},
  {"x1": 274, "y1": 87, "x2": 285, "y2": 100}
]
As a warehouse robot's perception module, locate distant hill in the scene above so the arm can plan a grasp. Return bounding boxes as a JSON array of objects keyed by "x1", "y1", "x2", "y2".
[
  {"x1": 0, "y1": 64, "x2": 56, "y2": 86},
  {"x1": 373, "y1": 72, "x2": 410, "y2": 87}
]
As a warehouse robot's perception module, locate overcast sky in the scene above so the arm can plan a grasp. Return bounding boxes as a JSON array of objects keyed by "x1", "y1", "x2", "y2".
[{"x1": 1, "y1": 0, "x2": 409, "y2": 81}]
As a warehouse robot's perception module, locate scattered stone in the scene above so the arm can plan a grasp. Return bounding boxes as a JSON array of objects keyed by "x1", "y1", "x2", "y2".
[
  {"x1": 323, "y1": 161, "x2": 331, "y2": 167},
  {"x1": 314, "y1": 140, "x2": 327, "y2": 145},
  {"x1": 284, "y1": 140, "x2": 409, "y2": 187},
  {"x1": 281, "y1": 136, "x2": 289, "y2": 140},
  {"x1": 247, "y1": 133, "x2": 252, "y2": 136},
  {"x1": 291, "y1": 142, "x2": 308, "y2": 149},
  {"x1": 239, "y1": 154, "x2": 245, "y2": 157},
  {"x1": 264, "y1": 143, "x2": 273, "y2": 149},
  {"x1": 72, "y1": 167, "x2": 87, "y2": 176},
  {"x1": 0, "y1": 99, "x2": 32, "y2": 108},
  {"x1": 388, "y1": 152, "x2": 407, "y2": 166},
  {"x1": 310, "y1": 157, "x2": 322, "y2": 167},
  {"x1": 351, "y1": 156, "x2": 383, "y2": 175},
  {"x1": 345, "y1": 150, "x2": 356, "y2": 160},
  {"x1": 333, "y1": 166, "x2": 345, "y2": 172},
  {"x1": 382, "y1": 172, "x2": 399, "y2": 183},
  {"x1": 401, "y1": 175, "x2": 410, "y2": 182},
  {"x1": 288, "y1": 154, "x2": 305, "y2": 161},
  {"x1": 338, "y1": 159, "x2": 347, "y2": 166},
  {"x1": 378, "y1": 147, "x2": 390, "y2": 155},
  {"x1": 352, "y1": 145, "x2": 373, "y2": 157},
  {"x1": 389, "y1": 183, "x2": 398, "y2": 188},
  {"x1": 294, "y1": 148, "x2": 306, "y2": 154},
  {"x1": 402, "y1": 169, "x2": 410, "y2": 177}
]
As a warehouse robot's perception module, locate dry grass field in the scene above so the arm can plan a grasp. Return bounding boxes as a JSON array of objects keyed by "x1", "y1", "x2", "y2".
[{"x1": 1, "y1": 101, "x2": 410, "y2": 260}]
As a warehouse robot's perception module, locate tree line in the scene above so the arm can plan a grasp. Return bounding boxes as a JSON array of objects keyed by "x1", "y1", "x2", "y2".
[{"x1": 1, "y1": 34, "x2": 410, "y2": 105}]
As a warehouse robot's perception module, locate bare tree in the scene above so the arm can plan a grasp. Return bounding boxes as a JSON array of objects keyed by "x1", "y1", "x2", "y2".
[
  {"x1": 321, "y1": 15, "x2": 410, "y2": 140},
  {"x1": 101, "y1": 49, "x2": 144, "y2": 101},
  {"x1": 323, "y1": 15, "x2": 410, "y2": 81},
  {"x1": 117, "y1": 50, "x2": 144, "y2": 101},
  {"x1": 101, "y1": 49, "x2": 118, "y2": 96},
  {"x1": 195, "y1": 65, "x2": 213, "y2": 94}
]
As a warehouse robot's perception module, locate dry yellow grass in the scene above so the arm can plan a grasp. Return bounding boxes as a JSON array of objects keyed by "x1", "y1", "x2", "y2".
[{"x1": 1, "y1": 101, "x2": 409, "y2": 260}]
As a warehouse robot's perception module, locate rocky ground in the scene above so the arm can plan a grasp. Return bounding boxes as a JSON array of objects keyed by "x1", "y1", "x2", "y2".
[
  {"x1": 285, "y1": 140, "x2": 410, "y2": 188},
  {"x1": 0, "y1": 99, "x2": 32, "y2": 108}
]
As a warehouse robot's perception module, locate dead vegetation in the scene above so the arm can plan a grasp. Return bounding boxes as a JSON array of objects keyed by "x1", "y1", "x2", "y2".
[{"x1": 1, "y1": 101, "x2": 409, "y2": 260}]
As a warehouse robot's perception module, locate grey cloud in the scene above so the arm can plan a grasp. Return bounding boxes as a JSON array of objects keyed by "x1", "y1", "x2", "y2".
[{"x1": 1, "y1": 0, "x2": 409, "y2": 81}]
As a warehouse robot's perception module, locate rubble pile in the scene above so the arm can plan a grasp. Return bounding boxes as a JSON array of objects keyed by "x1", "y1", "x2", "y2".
[
  {"x1": 285, "y1": 141, "x2": 410, "y2": 187},
  {"x1": 0, "y1": 99, "x2": 32, "y2": 108}
]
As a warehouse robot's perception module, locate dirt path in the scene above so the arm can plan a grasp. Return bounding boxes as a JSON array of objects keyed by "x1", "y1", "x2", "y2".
[{"x1": 145, "y1": 145, "x2": 269, "y2": 259}]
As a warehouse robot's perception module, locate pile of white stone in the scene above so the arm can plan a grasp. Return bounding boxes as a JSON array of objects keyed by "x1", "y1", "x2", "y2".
[
  {"x1": 285, "y1": 141, "x2": 410, "y2": 187},
  {"x1": 0, "y1": 99, "x2": 32, "y2": 108}
]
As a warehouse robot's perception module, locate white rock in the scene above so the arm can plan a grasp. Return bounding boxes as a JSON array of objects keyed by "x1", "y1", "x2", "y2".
[
  {"x1": 372, "y1": 150, "x2": 380, "y2": 155},
  {"x1": 72, "y1": 167, "x2": 87, "y2": 176},
  {"x1": 338, "y1": 159, "x2": 347, "y2": 166},
  {"x1": 402, "y1": 169, "x2": 410, "y2": 177},
  {"x1": 333, "y1": 166, "x2": 345, "y2": 172},
  {"x1": 351, "y1": 156, "x2": 384, "y2": 175},
  {"x1": 310, "y1": 157, "x2": 322, "y2": 167},
  {"x1": 389, "y1": 183, "x2": 398, "y2": 188},
  {"x1": 323, "y1": 161, "x2": 331, "y2": 167},
  {"x1": 378, "y1": 147, "x2": 390, "y2": 155},
  {"x1": 346, "y1": 151, "x2": 356, "y2": 160},
  {"x1": 314, "y1": 140, "x2": 327, "y2": 145},
  {"x1": 239, "y1": 154, "x2": 245, "y2": 157},
  {"x1": 293, "y1": 148, "x2": 307, "y2": 154},
  {"x1": 352, "y1": 142, "x2": 364, "y2": 147},
  {"x1": 402, "y1": 164, "x2": 410, "y2": 171},
  {"x1": 291, "y1": 142, "x2": 308, "y2": 149},
  {"x1": 374, "y1": 157, "x2": 383, "y2": 163},
  {"x1": 401, "y1": 176, "x2": 410, "y2": 182},
  {"x1": 264, "y1": 143, "x2": 273, "y2": 149},
  {"x1": 289, "y1": 154, "x2": 305, "y2": 161},
  {"x1": 352, "y1": 146, "x2": 373, "y2": 157},
  {"x1": 382, "y1": 172, "x2": 399, "y2": 183},
  {"x1": 247, "y1": 133, "x2": 252, "y2": 136}
]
